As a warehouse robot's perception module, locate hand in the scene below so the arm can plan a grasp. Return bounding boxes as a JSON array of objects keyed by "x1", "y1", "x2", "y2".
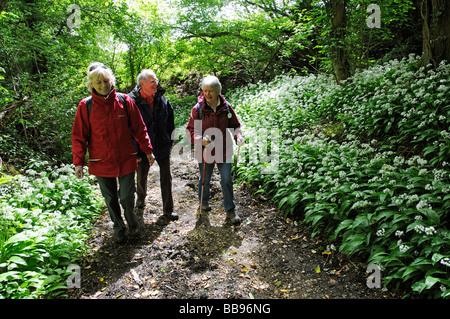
[
  {"x1": 202, "y1": 135, "x2": 212, "y2": 147},
  {"x1": 75, "y1": 166, "x2": 84, "y2": 179},
  {"x1": 147, "y1": 153, "x2": 155, "y2": 166},
  {"x1": 237, "y1": 136, "x2": 245, "y2": 147}
]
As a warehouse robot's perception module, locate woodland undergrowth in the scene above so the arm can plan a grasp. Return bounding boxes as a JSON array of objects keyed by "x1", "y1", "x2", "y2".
[
  {"x1": 229, "y1": 54, "x2": 450, "y2": 298},
  {"x1": 0, "y1": 161, "x2": 102, "y2": 298}
]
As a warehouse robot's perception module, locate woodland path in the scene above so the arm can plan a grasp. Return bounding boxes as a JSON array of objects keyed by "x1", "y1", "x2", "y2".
[{"x1": 70, "y1": 147, "x2": 400, "y2": 300}]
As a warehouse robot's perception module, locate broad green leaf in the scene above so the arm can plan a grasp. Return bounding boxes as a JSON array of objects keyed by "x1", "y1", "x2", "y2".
[
  {"x1": 431, "y1": 253, "x2": 445, "y2": 265},
  {"x1": 8, "y1": 255, "x2": 27, "y2": 266},
  {"x1": 412, "y1": 276, "x2": 440, "y2": 293}
]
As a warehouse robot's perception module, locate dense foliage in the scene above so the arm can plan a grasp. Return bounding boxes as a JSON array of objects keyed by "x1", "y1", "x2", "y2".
[
  {"x1": 1, "y1": 0, "x2": 449, "y2": 299},
  {"x1": 0, "y1": 0, "x2": 425, "y2": 165},
  {"x1": 0, "y1": 162, "x2": 102, "y2": 298},
  {"x1": 229, "y1": 55, "x2": 450, "y2": 298}
]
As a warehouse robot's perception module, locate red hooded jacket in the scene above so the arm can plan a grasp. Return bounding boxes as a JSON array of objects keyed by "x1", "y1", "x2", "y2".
[
  {"x1": 186, "y1": 93, "x2": 242, "y2": 163},
  {"x1": 72, "y1": 88, "x2": 153, "y2": 177}
]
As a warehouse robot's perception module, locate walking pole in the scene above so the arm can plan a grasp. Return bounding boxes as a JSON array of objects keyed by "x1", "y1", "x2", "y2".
[
  {"x1": 232, "y1": 143, "x2": 241, "y2": 181},
  {"x1": 199, "y1": 147, "x2": 207, "y2": 217},
  {"x1": 198, "y1": 136, "x2": 210, "y2": 219}
]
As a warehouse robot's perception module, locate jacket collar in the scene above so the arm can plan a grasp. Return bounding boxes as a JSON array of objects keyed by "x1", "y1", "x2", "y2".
[
  {"x1": 198, "y1": 92, "x2": 228, "y2": 113},
  {"x1": 140, "y1": 88, "x2": 154, "y2": 105},
  {"x1": 131, "y1": 83, "x2": 166, "y2": 101},
  {"x1": 92, "y1": 86, "x2": 116, "y2": 103},
  {"x1": 155, "y1": 84, "x2": 166, "y2": 98}
]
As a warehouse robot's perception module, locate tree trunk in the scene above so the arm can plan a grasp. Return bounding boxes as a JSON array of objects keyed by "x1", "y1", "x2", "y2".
[
  {"x1": 420, "y1": 0, "x2": 450, "y2": 67},
  {"x1": 128, "y1": 43, "x2": 136, "y2": 88},
  {"x1": 329, "y1": 0, "x2": 350, "y2": 85},
  {"x1": 0, "y1": 0, "x2": 8, "y2": 12}
]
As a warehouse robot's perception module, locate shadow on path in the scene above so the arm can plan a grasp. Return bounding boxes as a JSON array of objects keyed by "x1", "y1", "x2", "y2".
[
  {"x1": 73, "y1": 208, "x2": 171, "y2": 297},
  {"x1": 183, "y1": 212, "x2": 243, "y2": 273}
]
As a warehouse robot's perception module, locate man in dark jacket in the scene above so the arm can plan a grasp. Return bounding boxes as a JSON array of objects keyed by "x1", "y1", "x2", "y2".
[{"x1": 128, "y1": 69, "x2": 178, "y2": 221}]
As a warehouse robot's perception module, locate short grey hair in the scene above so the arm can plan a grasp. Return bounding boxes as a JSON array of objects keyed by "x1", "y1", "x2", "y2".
[
  {"x1": 201, "y1": 75, "x2": 222, "y2": 95},
  {"x1": 137, "y1": 69, "x2": 158, "y2": 86},
  {"x1": 86, "y1": 62, "x2": 116, "y2": 91}
]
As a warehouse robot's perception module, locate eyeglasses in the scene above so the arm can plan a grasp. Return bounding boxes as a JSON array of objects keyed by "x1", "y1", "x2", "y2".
[{"x1": 89, "y1": 64, "x2": 108, "y2": 72}]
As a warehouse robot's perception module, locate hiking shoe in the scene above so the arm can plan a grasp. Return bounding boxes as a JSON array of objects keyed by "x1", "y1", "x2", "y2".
[
  {"x1": 129, "y1": 226, "x2": 140, "y2": 239},
  {"x1": 226, "y1": 209, "x2": 241, "y2": 226},
  {"x1": 198, "y1": 202, "x2": 211, "y2": 212},
  {"x1": 136, "y1": 197, "x2": 145, "y2": 208},
  {"x1": 165, "y1": 211, "x2": 179, "y2": 221},
  {"x1": 113, "y1": 230, "x2": 126, "y2": 244}
]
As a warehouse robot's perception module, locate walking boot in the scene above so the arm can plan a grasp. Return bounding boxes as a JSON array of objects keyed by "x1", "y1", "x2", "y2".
[
  {"x1": 165, "y1": 210, "x2": 179, "y2": 221},
  {"x1": 226, "y1": 208, "x2": 241, "y2": 226},
  {"x1": 135, "y1": 196, "x2": 145, "y2": 208},
  {"x1": 129, "y1": 225, "x2": 140, "y2": 240},
  {"x1": 198, "y1": 202, "x2": 211, "y2": 212},
  {"x1": 113, "y1": 229, "x2": 126, "y2": 244}
]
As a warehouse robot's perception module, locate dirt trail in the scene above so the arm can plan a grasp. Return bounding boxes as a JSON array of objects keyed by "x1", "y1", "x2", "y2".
[{"x1": 70, "y1": 148, "x2": 400, "y2": 300}]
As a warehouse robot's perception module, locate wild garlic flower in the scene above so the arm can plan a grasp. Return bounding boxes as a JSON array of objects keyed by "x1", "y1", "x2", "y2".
[
  {"x1": 399, "y1": 244, "x2": 410, "y2": 253},
  {"x1": 440, "y1": 258, "x2": 450, "y2": 267},
  {"x1": 395, "y1": 230, "x2": 404, "y2": 237},
  {"x1": 414, "y1": 224, "x2": 437, "y2": 235},
  {"x1": 376, "y1": 228, "x2": 385, "y2": 237}
]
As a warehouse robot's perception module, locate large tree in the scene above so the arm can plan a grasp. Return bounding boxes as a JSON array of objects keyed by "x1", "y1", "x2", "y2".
[
  {"x1": 327, "y1": 0, "x2": 350, "y2": 84},
  {"x1": 0, "y1": 0, "x2": 7, "y2": 11},
  {"x1": 420, "y1": 0, "x2": 450, "y2": 67}
]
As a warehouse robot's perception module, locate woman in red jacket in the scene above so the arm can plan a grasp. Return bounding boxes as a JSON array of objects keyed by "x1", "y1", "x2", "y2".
[
  {"x1": 72, "y1": 62, "x2": 155, "y2": 243},
  {"x1": 186, "y1": 75, "x2": 245, "y2": 225}
]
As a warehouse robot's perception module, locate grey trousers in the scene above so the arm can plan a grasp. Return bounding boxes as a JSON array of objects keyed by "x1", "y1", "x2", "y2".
[{"x1": 97, "y1": 172, "x2": 137, "y2": 235}]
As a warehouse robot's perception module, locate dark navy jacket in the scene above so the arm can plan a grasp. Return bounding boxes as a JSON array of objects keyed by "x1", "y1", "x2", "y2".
[{"x1": 128, "y1": 84, "x2": 174, "y2": 161}]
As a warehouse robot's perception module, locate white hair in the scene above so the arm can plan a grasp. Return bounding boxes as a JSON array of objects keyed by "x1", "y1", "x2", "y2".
[
  {"x1": 201, "y1": 75, "x2": 222, "y2": 94},
  {"x1": 137, "y1": 69, "x2": 158, "y2": 86},
  {"x1": 86, "y1": 62, "x2": 116, "y2": 91}
]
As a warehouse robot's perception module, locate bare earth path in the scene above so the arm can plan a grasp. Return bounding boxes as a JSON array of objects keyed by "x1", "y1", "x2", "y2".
[{"x1": 70, "y1": 148, "x2": 400, "y2": 302}]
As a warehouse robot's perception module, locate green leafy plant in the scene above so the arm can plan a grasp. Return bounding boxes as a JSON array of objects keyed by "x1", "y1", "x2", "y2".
[
  {"x1": 0, "y1": 161, "x2": 103, "y2": 298},
  {"x1": 230, "y1": 55, "x2": 450, "y2": 298}
]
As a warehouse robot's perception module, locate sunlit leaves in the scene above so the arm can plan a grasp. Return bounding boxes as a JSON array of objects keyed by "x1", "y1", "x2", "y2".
[
  {"x1": 230, "y1": 55, "x2": 450, "y2": 298},
  {"x1": 0, "y1": 162, "x2": 103, "y2": 298}
]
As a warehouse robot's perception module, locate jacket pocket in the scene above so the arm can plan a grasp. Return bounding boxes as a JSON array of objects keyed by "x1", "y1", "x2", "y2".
[{"x1": 88, "y1": 150, "x2": 108, "y2": 162}]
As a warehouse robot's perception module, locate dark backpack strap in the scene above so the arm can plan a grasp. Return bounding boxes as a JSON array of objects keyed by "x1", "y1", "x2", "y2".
[
  {"x1": 85, "y1": 96, "x2": 93, "y2": 118},
  {"x1": 117, "y1": 93, "x2": 131, "y2": 129},
  {"x1": 196, "y1": 102, "x2": 202, "y2": 119},
  {"x1": 85, "y1": 94, "x2": 127, "y2": 118},
  {"x1": 225, "y1": 101, "x2": 232, "y2": 119},
  {"x1": 117, "y1": 93, "x2": 128, "y2": 114},
  {"x1": 84, "y1": 97, "x2": 93, "y2": 142}
]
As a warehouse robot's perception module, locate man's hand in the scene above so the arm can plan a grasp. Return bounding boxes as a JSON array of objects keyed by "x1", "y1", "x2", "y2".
[
  {"x1": 75, "y1": 166, "x2": 84, "y2": 179},
  {"x1": 147, "y1": 153, "x2": 155, "y2": 166}
]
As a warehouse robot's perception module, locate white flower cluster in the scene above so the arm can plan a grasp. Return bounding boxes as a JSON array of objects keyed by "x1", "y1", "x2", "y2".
[
  {"x1": 2, "y1": 162, "x2": 99, "y2": 216},
  {"x1": 230, "y1": 54, "x2": 450, "y2": 297},
  {"x1": 376, "y1": 228, "x2": 385, "y2": 237},
  {"x1": 414, "y1": 224, "x2": 437, "y2": 235},
  {"x1": 440, "y1": 258, "x2": 450, "y2": 267},
  {"x1": 399, "y1": 242, "x2": 410, "y2": 254}
]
